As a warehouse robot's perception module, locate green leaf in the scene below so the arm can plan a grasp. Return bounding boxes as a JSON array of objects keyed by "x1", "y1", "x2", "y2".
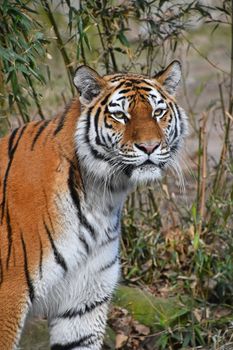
[
  {"x1": 11, "y1": 71, "x2": 19, "y2": 95},
  {"x1": 117, "y1": 31, "x2": 130, "y2": 47},
  {"x1": 193, "y1": 232, "x2": 200, "y2": 250},
  {"x1": 83, "y1": 32, "x2": 91, "y2": 51}
]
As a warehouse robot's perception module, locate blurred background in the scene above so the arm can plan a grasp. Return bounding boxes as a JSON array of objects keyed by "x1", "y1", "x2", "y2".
[{"x1": 0, "y1": 0, "x2": 232, "y2": 349}]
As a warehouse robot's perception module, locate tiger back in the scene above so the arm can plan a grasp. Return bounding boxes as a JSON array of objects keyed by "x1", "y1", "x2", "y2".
[{"x1": 0, "y1": 61, "x2": 187, "y2": 350}]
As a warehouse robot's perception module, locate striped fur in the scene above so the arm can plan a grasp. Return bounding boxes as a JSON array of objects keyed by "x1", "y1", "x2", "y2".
[{"x1": 0, "y1": 61, "x2": 187, "y2": 349}]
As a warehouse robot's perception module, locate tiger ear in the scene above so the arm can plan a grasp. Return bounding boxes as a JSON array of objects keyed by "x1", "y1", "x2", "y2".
[
  {"x1": 73, "y1": 66, "x2": 105, "y2": 105},
  {"x1": 154, "y1": 60, "x2": 181, "y2": 95}
]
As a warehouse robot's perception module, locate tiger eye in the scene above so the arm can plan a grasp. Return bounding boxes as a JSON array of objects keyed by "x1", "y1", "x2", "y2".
[
  {"x1": 154, "y1": 108, "x2": 163, "y2": 117},
  {"x1": 112, "y1": 112, "x2": 128, "y2": 124}
]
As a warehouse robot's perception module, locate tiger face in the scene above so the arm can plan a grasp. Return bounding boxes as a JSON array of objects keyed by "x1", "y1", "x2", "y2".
[{"x1": 74, "y1": 61, "x2": 188, "y2": 185}]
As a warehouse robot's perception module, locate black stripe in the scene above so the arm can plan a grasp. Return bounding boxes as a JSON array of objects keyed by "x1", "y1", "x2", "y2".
[
  {"x1": 170, "y1": 142, "x2": 178, "y2": 153},
  {"x1": 169, "y1": 102, "x2": 175, "y2": 115},
  {"x1": 99, "y1": 255, "x2": 118, "y2": 272},
  {"x1": 94, "y1": 107, "x2": 103, "y2": 146},
  {"x1": 124, "y1": 81, "x2": 133, "y2": 87},
  {"x1": 169, "y1": 103, "x2": 179, "y2": 140},
  {"x1": 104, "y1": 115, "x2": 113, "y2": 129},
  {"x1": 1, "y1": 126, "x2": 26, "y2": 223},
  {"x1": 113, "y1": 81, "x2": 127, "y2": 91},
  {"x1": 39, "y1": 235, "x2": 43, "y2": 279},
  {"x1": 100, "y1": 127, "x2": 108, "y2": 146},
  {"x1": 118, "y1": 88, "x2": 132, "y2": 94},
  {"x1": 158, "y1": 161, "x2": 166, "y2": 169},
  {"x1": 123, "y1": 164, "x2": 134, "y2": 177},
  {"x1": 85, "y1": 110, "x2": 106, "y2": 161},
  {"x1": 174, "y1": 102, "x2": 184, "y2": 135},
  {"x1": 139, "y1": 93, "x2": 147, "y2": 100},
  {"x1": 100, "y1": 234, "x2": 118, "y2": 248},
  {"x1": 107, "y1": 133, "x2": 113, "y2": 144},
  {"x1": 100, "y1": 93, "x2": 111, "y2": 106},
  {"x1": 79, "y1": 236, "x2": 90, "y2": 254},
  {"x1": 174, "y1": 103, "x2": 181, "y2": 120},
  {"x1": 68, "y1": 166, "x2": 97, "y2": 240},
  {"x1": 51, "y1": 334, "x2": 95, "y2": 350},
  {"x1": 20, "y1": 232, "x2": 35, "y2": 303},
  {"x1": 43, "y1": 220, "x2": 68, "y2": 273},
  {"x1": 159, "y1": 90, "x2": 168, "y2": 100},
  {"x1": 6, "y1": 206, "x2": 12, "y2": 269},
  {"x1": 113, "y1": 209, "x2": 121, "y2": 231},
  {"x1": 0, "y1": 256, "x2": 3, "y2": 285},
  {"x1": 138, "y1": 86, "x2": 152, "y2": 92},
  {"x1": 85, "y1": 107, "x2": 93, "y2": 144},
  {"x1": 109, "y1": 101, "x2": 120, "y2": 107},
  {"x1": 116, "y1": 95, "x2": 127, "y2": 101},
  {"x1": 173, "y1": 122, "x2": 178, "y2": 141},
  {"x1": 55, "y1": 144, "x2": 86, "y2": 197},
  {"x1": 31, "y1": 120, "x2": 49, "y2": 150},
  {"x1": 85, "y1": 108, "x2": 117, "y2": 166},
  {"x1": 8, "y1": 128, "x2": 19, "y2": 157},
  {"x1": 67, "y1": 166, "x2": 81, "y2": 210},
  {"x1": 54, "y1": 103, "x2": 70, "y2": 135},
  {"x1": 60, "y1": 296, "x2": 110, "y2": 319},
  {"x1": 42, "y1": 189, "x2": 69, "y2": 271},
  {"x1": 110, "y1": 76, "x2": 124, "y2": 82}
]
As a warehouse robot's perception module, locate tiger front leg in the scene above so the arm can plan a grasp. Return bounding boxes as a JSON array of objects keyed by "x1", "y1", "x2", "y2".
[
  {"x1": 0, "y1": 272, "x2": 30, "y2": 350},
  {"x1": 48, "y1": 299, "x2": 110, "y2": 350}
]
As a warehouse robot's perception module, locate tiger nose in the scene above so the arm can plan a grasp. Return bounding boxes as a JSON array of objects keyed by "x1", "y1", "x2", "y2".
[{"x1": 135, "y1": 142, "x2": 160, "y2": 155}]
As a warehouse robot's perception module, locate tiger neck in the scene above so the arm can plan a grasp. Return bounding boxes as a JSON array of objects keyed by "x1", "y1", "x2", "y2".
[{"x1": 80, "y1": 166, "x2": 130, "y2": 218}]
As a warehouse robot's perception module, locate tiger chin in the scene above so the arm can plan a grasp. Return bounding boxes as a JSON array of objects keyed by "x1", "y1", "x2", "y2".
[{"x1": 0, "y1": 61, "x2": 187, "y2": 349}]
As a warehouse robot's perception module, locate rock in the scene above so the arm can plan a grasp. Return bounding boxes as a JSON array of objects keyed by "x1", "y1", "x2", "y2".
[{"x1": 113, "y1": 285, "x2": 192, "y2": 331}]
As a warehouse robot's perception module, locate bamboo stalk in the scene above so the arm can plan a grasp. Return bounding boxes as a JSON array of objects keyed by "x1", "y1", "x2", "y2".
[
  {"x1": 97, "y1": 23, "x2": 109, "y2": 74},
  {"x1": 196, "y1": 122, "x2": 202, "y2": 228},
  {"x1": 65, "y1": 0, "x2": 87, "y2": 65},
  {"x1": 41, "y1": 0, "x2": 75, "y2": 96},
  {"x1": 213, "y1": 3, "x2": 233, "y2": 191},
  {"x1": 101, "y1": 16, "x2": 118, "y2": 72}
]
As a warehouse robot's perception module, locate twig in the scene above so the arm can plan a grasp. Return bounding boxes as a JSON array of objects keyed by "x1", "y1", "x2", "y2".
[
  {"x1": 181, "y1": 33, "x2": 229, "y2": 75},
  {"x1": 218, "y1": 80, "x2": 226, "y2": 126},
  {"x1": 226, "y1": 111, "x2": 233, "y2": 122},
  {"x1": 27, "y1": 76, "x2": 45, "y2": 120},
  {"x1": 198, "y1": 112, "x2": 208, "y2": 235}
]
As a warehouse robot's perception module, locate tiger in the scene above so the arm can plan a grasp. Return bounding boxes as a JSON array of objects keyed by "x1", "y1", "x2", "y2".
[{"x1": 0, "y1": 60, "x2": 187, "y2": 350}]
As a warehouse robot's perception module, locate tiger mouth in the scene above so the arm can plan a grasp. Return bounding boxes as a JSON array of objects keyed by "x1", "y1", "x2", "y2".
[
  {"x1": 122, "y1": 157, "x2": 169, "y2": 177},
  {"x1": 139, "y1": 159, "x2": 167, "y2": 170},
  {"x1": 141, "y1": 159, "x2": 154, "y2": 166}
]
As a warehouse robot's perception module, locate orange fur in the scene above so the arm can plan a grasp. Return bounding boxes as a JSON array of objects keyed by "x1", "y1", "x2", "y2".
[{"x1": 0, "y1": 100, "x2": 82, "y2": 349}]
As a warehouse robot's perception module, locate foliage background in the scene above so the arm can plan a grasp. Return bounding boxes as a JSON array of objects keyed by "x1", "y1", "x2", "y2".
[{"x1": 0, "y1": 0, "x2": 232, "y2": 349}]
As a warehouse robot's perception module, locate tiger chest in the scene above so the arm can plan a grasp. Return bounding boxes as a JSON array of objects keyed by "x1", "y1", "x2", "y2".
[{"x1": 33, "y1": 191, "x2": 121, "y2": 316}]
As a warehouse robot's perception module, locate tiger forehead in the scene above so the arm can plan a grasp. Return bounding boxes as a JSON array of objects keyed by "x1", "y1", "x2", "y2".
[
  {"x1": 103, "y1": 79, "x2": 165, "y2": 108},
  {"x1": 103, "y1": 75, "x2": 169, "y2": 102},
  {"x1": 107, "y1": 75, "x2": 155, "y2": 88}
]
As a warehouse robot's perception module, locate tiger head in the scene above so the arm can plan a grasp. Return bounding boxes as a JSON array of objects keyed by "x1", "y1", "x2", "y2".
[{"x1": 74, "y1": 62, "x2": 188, "y2": 186}]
